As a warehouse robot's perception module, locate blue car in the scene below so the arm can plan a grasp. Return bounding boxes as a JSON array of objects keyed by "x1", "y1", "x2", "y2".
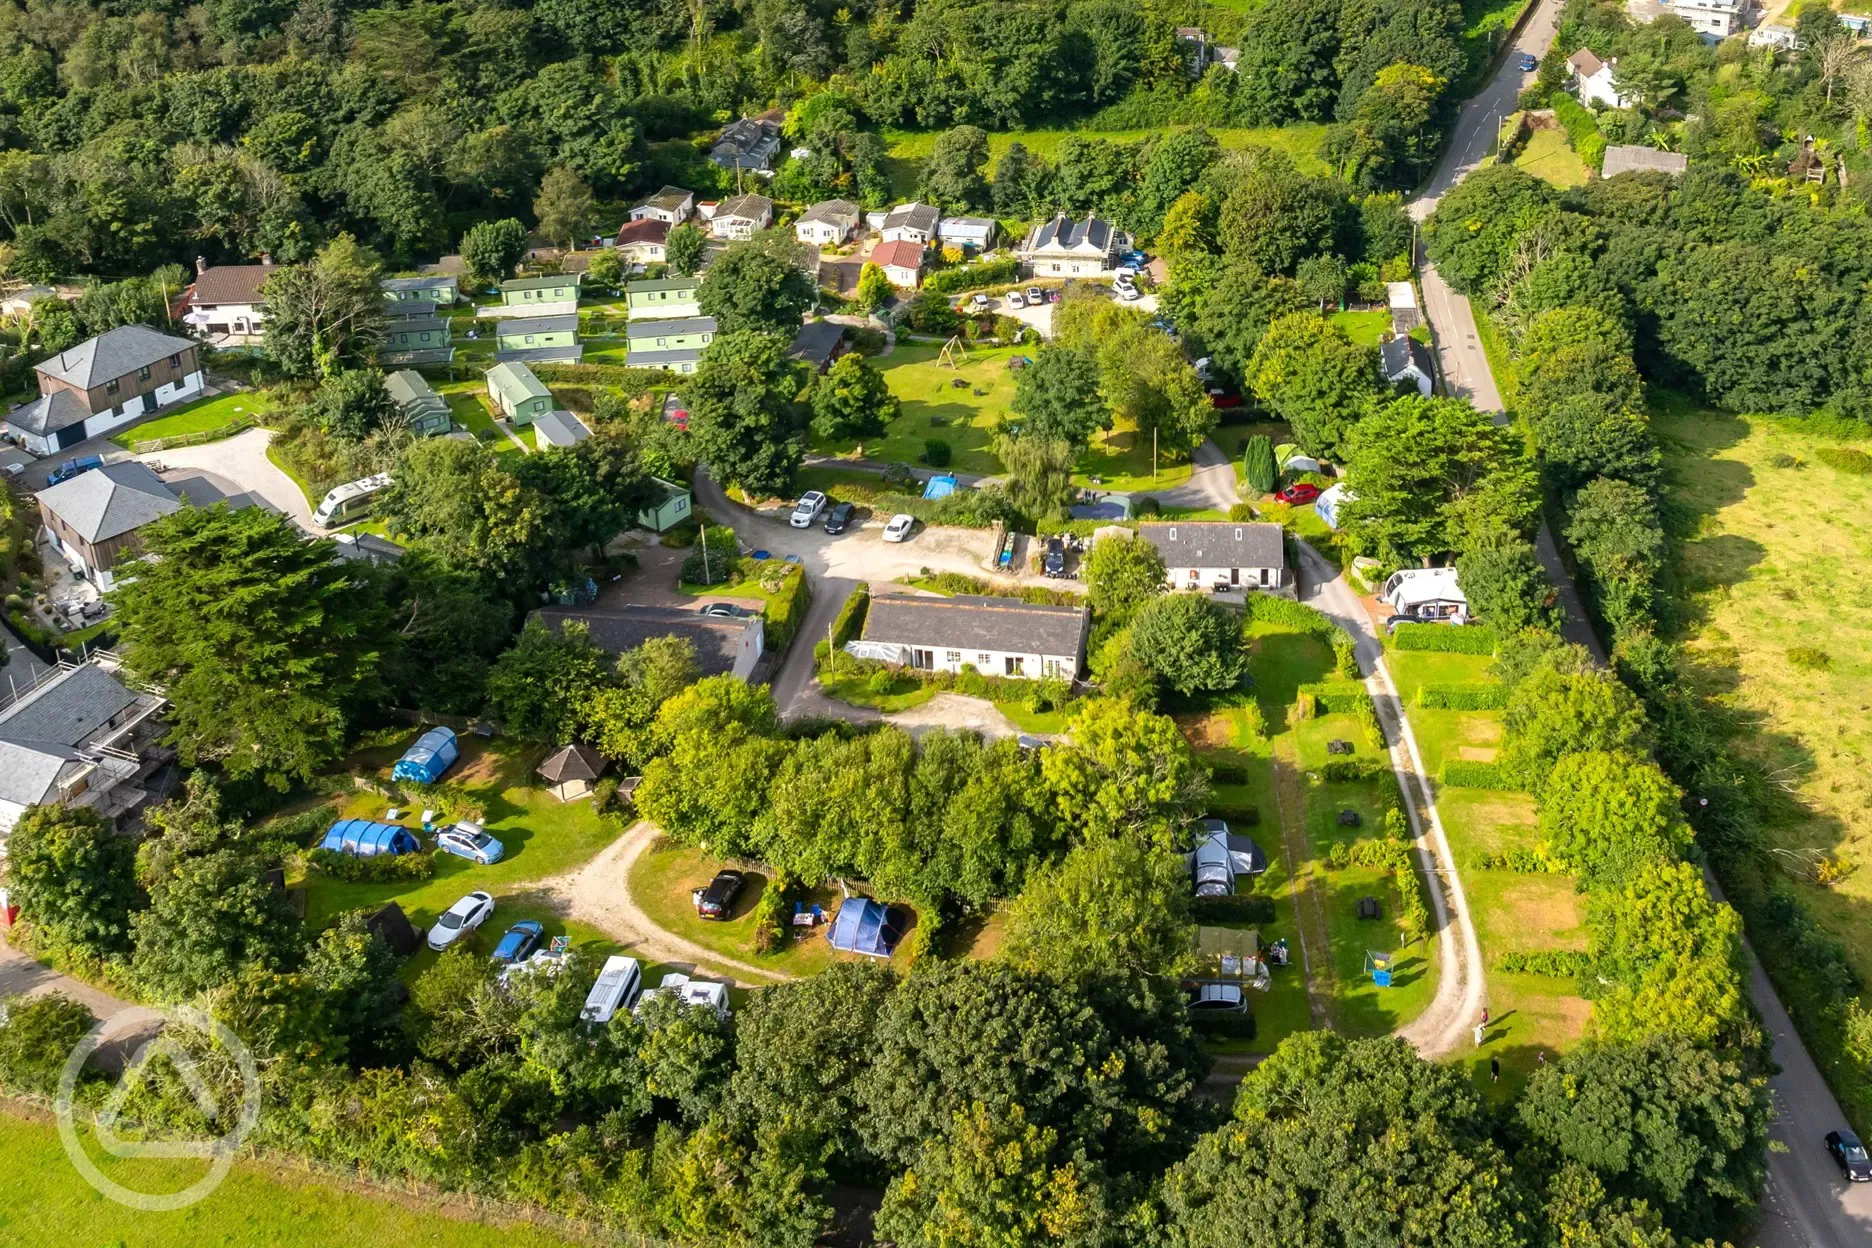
[
  {"x1": 436, "y1": 821, "x2": 504, "y2": 865},
  {"x1": 1516, "y1": 53, "x2": 1538, "y2": 72},
  {"x1": 490, "y1": 920, "x2": 545, "y2": 966},
  {"x1": 48, "y1": 455, "x2": 103, "y2": 485},
  {"x1": 1119, "y1": 250, "x2": 1148, "y2": 269}
]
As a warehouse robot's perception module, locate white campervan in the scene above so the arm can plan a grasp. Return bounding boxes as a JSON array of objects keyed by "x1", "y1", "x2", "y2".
[
  {"x1": 1382, "y1": 567, "x2": 1468, "y2": 622},
  {"x1": 313, "y1": 472, "x2": 393, "y2": 528}
]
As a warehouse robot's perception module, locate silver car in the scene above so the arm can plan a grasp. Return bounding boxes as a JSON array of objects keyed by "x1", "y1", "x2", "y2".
[{"x1": 427, "y1": 891, "x2": 495, "y2": 952}]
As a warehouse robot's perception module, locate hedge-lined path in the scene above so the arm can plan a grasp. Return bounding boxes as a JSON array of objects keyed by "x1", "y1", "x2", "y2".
[
  {"x1": 1295, "y1": 539, "x2": 1486, "y2": 1060},
  {"x1": 1268, "y1": 738, "x2": 1332, "y2": 1029}
]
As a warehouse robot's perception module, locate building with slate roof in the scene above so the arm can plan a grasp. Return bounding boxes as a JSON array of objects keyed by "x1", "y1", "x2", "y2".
[
  {"x1": 382, "y1": 274, "x2": 459, "y2": 305},
  {"x1": 708, "y1": 193, "x2": 774, "y2": 240},
  {"x1": 6, "y1": 325, "x2": 204, "y2": 456},
  {"x1": 853, "y1": 594, "x2": 1089, "y2": 680},
  {"x1": 628, "y1": 186, "x2": 696, "y2": 225},
  {"x1": 0, "y1": 659, "x2": 168, "y2": 842},
  {"x1": 384, "y1": 370, "x2": 453, "y2": 438},
  {"x1": 182, "y1": 258, "x2": 276, "y2": 343},
  {"x1": 709, "y1": 118, "x2": 781, "y2": 174},
  {"x1": 538, "y1": 743, "x2": 607, "y2": 801},
  {"x1": 532, "y1": 409, "x2": 591, "y2": 449},
  {"x1": 795, "y1": 199, "x2": 862, "y2": 246},
  {"x1": 538, "y1": 606, "x2": 764, "y2": 681},
  {"x1": 625, "y1": 275, "x2": 699, "y2": 319},
  {"x1": 492, "y1": 272, "x2": 582, "y2": 316},
  {"x1": 1019, "y1": 213, "x2": 1127, "y2": 277},
  {"x1": 36, "y1": 461, "x2": 182, "y2": 589},
  {"x1": 486, "y1": 361, "x2": 554, "y2": 425},
  {"x1": 1135, "y1": 522, "x2": 1288, "y2": 593}
]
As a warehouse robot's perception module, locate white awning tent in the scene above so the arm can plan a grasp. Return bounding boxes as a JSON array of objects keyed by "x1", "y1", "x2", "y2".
[{"x1": 1315, "y1": 483, "x2": 1353, "y2": 529}]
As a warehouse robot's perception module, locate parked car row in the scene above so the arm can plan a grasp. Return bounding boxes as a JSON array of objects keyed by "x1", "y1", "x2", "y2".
[{"x1": 789, "y1": 489, "x2": 917, "y2": 543}]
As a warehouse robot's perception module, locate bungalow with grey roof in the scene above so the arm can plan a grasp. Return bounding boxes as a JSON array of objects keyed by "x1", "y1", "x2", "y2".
[
  {"x1": 381, "y1": 314, "x2": 454, "y2": 365},
  {"x1": 6, "y1": 325, "x2": 204, "y2": 455},
  {"x1": 1019, "y1": 213, "x2": 1126, "y2": 277},
  {"x1": 938, "y1": 217, "x2": 996, "y2": 252},
  {"x1": 532, "y1": 409, "x2": 591, "y2": 449},
  {"x1": 1380, "y1": 336, "x2": 1435, "y2": 396},
  {"x1": 796, "y1": 199, "x2": 862, "y2": 246},
  {"x1": 709, "y1": 194, "x2": 774, "y2": 240},
  {"x1": 851, "y1": 594, "x2": 1090, "y2": 680},
  {"x1": 485, "y1": 360, "x2": 554, "y2": 425},
  {"x1": 625, "y1": 275, "x2": 699, "y2": 319},
  {"x1": 880, "y1": 202, "x2": 940, "y2": 245},
  {"x1": 709, "y1": 118, "x2": 782, "y2": 175},
  {"x1": 383, "y1": 274, "x2": 458, "y2": 306},
  {"x1": 488, "y1": 272, "x2": 582, "y2": 318},
  {"x1": 1135, "y1": 522, "x2": 1288, "y2": 594},
  {"x1": 385, "y1": 370, "x2": 453, "y2": 437},
  {"x1": 628, "y1": 186, "x2": 696, "y2": 225},
  {"x1": 540, "y1": 605, "x2": 764, "y2": 681}
]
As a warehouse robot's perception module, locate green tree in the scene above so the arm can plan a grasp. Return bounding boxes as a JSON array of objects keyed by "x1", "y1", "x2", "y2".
[
  {"x1": 1039, "y1": 698, "x2": 1210, "y2": 851},
  {"x1": 995, "y1": 433, "x2": 1078, "y2": 522},
  {"x1": 302, "y1": 912, "x2": 407, "y2": 1066},
  {"x1": 0, "y1": 993, "x2": 96, "y2": 1095},
  {"x1": 1010, "y1": 343, "x2": 1109, "y2": 448},
  {"x1": 460, "y1": 217, "x2": 527, "y2": 288},
  {"x1": 665, "y1": 223, "x2": 708, "y2": 277},
  {"x1": 696, "y1": 233, "x2": 816, "y2": 335},
  {"x1": 920, "y1": 125, "x2": 990, "y2": 211},
  {"x1": 1002, "y1": 836, "x2": 1196, "y2": 984},
  {"x1": 1139, "y1": 127, "x2": 1220, "y2": 227},
  {"x1": 131, "y1": 848, "x2": 302, "y2": 1001},
  {"x1": 1456, "y1": 534, "x2": 1559, "y2": 636},
  {"x1": 1423, "y1": 163, "x2": 1554, "y2": 296},
  {"x1": 992, "y1": 141, "x2": 1048, "y2": 218},
  {"x1": 4, "y1": 805, "x2": 141, "y2": 957},
  {"x1": 1339, "y1": 395, "x2": 1539, "y2": 565},
  {"x1": 584, "y1": 247, "x2": 624, "y2": 289},
  {"x1": 1247, "y1": 312, "x2": 1378, "y2": 457},
  {"x1": 1217, "y1": 155, "x2": 1341, "y2": 275},
  {"x1": 260, "y1": 234, "x2": 387, "y2": 379},
  {"x1": 855, "y1": 261, "x2": 893, "y2": 313},
  {"x1": 305, "y1": 368, "x2": 399, "y2": 442},
  {"x1": 1128, "y1": 591, "x2": 1248, "y2": 696},
  {"x1": 810, "y1": 352, "x2": 899, "y2": 444},
  {"x1": 686, "y1": 330, "x2": 810, "y2": 497},
  {"x1": 728, "y1": 962, "x2": 896, "y2": 1154},
  {"x1": 1538, "y1": 750, "x2": 1691, "y2": 886},
  {"x1": 1236, "y1": 0, "x2": 1343, "y2": 124},
  {"x1": 1589, "y1": 861, "x2": 1751, "y2": 1049},
  {"x1": 1186, "y1": 267, "x2": 1309, "y2": 384},
  {"x1": 1157, "y1": 189, "x2": 1217, "y2": 260},
  {"x1": 1565, "y1": 476, "x2": 1666, "y2": 639},
  {"x1": 1084, "y1": 531, "x2": 1166, "y2": 620},
  {"x1": 407, "y1": 945, "x2": 521, "y2": 1067},
  {"x1": 383, "y1": 436, "x2": 557, "y2": 583},
  {"x1": 486, "y1": 618, "x2": 615, "y2": 743},
  {"x1": 513, "y1": 425, "x2": 659, "y2": 559},
  {"x1": 638, "y1": 990, "x2": 736, "y2": 1125},
  {"x1": 533, "y1": 164, "x2": 595, "y2": 251},
  {"x1": 1162, "y1": 1032, "x2": 1528, "y2": 1248},
  {"x1": 1243, "y1": 434, "x2": 1278, "y2": 493},
  {"x1": 1501, "y1": 660, "x2": 1649, "y2": 788},
  {"x1": 1296, "y1": 253, "x2": 1349, "y2": 310},
  {"x1": 113, "y1": 505, "x2": 390, "y2": 789}
]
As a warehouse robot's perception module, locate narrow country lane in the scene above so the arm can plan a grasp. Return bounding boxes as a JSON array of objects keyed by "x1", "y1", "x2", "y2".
[
  {"x1": 1406, "y1": 1, "x2": 1871, "y2": 1239},
  {"x1": 1294, "y1": 541, "x2": 1485, "y2": 1058}
]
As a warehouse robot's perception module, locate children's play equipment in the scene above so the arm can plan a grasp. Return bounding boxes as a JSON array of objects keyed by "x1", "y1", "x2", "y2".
[{"x1": 1366, "y1": 950, "x2": 1395, "y2": 988}]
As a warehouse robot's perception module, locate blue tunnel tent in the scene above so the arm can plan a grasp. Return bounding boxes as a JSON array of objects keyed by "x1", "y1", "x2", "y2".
[
  {"x1": 320, "y1": 819, "x2": 421, "y2": 857},
  {"x1": 393, "y1": 726, "x2": 459, "y2": 783},
  {"x1": 828, "y1": 898, "x2": 904, "y2": 959}
]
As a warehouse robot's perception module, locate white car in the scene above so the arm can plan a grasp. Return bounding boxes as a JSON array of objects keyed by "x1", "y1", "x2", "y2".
[
  {"x1": 882, "y1": 513, "x2": 916, "y2": 543},
  {"x1": 1006, "y1": 291, "x2": 1025, "y2": 309},
  {"x1": 790, "y1": 490, "x2": 828, "y2": 527},
  {"x1": 427, "y1": 891, "x2": 495, "y2": 952},
  {"x1": 1117, "y1": 284, "x2": 1142, "y2": 302},
  {"x1": 1189, "y1": 982, "x2": 1246, "y2": 1013},
  {"x1": 581, "y1": 955, "x2": 643, "y2": 1024},
  {"x1": 968, "y1": 293, "x2": 990, "y2": 313}
]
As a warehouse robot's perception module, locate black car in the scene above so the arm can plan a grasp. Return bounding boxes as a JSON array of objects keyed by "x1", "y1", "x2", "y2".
[
  {"x1": 1827, "y1": 1129, "x2": 1872, "y2": 1181},
  {"x1": 823, "y1": 501, "x2": 856, "y2": 534},
  {"x1": 1043, "y1": 538, "x2": 1067, "y2": 578},
  {"x1": 694, "y1": 870, "x2": 746, "y2": 920}
]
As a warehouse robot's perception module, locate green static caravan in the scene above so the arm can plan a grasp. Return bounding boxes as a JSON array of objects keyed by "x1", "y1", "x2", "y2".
[
  {"x1": 637, "y1": 477, "x2": 693, "y2": 532},
  {"x1": 625, "y1": 276, "x2": 699, "y2": 319},
  {"x1": 485, "y1": 360, "x2": 555, "y2": 426},
  {"x1": 382, "y1": 274, "x2": 459, "y2": 306},
  {"x1": 384, "y1": 369, "x2": 452, "y2": 438},
  {"x1": 498, "y1": 272, "x2": 583, "y2": 312},
  {"x1": 625, "y1": 315, "x2": 715, "y2": 375},
  {"x1": 380, "y1": 315, "x2": 455, "y2": 365},
  {"x1": 494, "y1": 314, "x2": 583, "y2": 365}
]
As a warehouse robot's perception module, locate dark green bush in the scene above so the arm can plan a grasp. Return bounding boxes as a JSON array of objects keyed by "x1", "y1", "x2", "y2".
[
  {"x1": 1206, "y1": 759, "x2": 1250, "y2": 785},
  {"x1": 1321, "y1": 758, "x2": 1387, "y2": 783},
  {"x1": 761, "y1": 563, "x2": 811, "y2": 650},
  {"x1": 831, "y1": 583, "x2": 872, "y2": 648},
  {"x1": 1417, "y1": 682, "x2": 1509, "y2": 710},
  {"x1": 1189, "y1": 1007, "x2": 1257, "y2": 1039},
  {"x1": 1494, "y1": 950, "x2": 1592, "y2": 977},
  {"x1": 1441, "y1": 760, "x2": 1512, "y2": 788},
  {"x1": 1817, "y1": 446, "x2": 1872, "y2": 475},
  {"x1": 1191, "y1": 893, "x2": 1276, "y2": 924},
  {"x1": 923, "y1": 439, "x2": 952, "y2": 467},
  {"x1": 1208, "y1": 804, "x2": 1260, "y2": 827},
  {"x1": 306, "y1": 847, "x2": 437, "y2": 883},
  {"x1": 921, "y1": 258, "x2": 1019, "y2": 294}
]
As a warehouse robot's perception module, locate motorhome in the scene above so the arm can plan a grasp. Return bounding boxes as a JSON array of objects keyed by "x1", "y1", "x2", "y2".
[{"x1": 313, "y1": 472, "x2": 393, "y2": 528}]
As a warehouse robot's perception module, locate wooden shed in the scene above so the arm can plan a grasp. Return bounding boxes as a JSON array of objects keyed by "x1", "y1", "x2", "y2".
[{"x1": 538, "y1": 743, "x2": 608, "y2": 801}]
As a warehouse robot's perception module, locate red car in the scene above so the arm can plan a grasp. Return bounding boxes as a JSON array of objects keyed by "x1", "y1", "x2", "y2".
[
  {"x1": 1208, "y1": 390, "x2": 1242, "y2": 409},
  {"x1": 1275, "y1": 483, "x2": 1321, "y2": 505}
]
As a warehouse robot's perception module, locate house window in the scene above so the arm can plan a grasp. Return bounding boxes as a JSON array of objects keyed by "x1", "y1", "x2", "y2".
[
  {"x1": 168, "y1": 354, "x2": 181, "y2": 368},
  {"x1": 1045, "y1": 659, "x2": 1063, "y2": 677},
  {"x1": 945, "y1": 651, "x2": 962, "y2": 664},
  {"x1": 524, "y1": 334, "x2": 536, "y2": 344},
  {"x1": 912, "y1": 648, "x2": 934, "y2": 670},
  {"x1": 138, "y1": 365, "x2": 151, "y2": 382},
  {"x1": 978, "y1": 653, "x2": 991, "y2": 667},
  {"x1": 1004, "y1": 656, "x2": 1026, "y2": 676},
  {"x1": 105, "y1": 379, "x2": 118, "y2": 395},
  {"x1": 1051, "y1": 264, "x2": 1061, "y2": 273},
  {"x1": 1260, "y1": 567, "x2": 1270, "y2": 586},
  {"x1": 420, "y1": 332, "x2": 431, "y2": 342}
]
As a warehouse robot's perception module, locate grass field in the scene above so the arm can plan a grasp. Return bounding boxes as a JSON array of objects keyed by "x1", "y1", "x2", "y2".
[
  {"x1": 294, "y1": 735, "x2": 616, "y2": 936},
  {"x1": 628, "y1": 838, "x2": 844, "y2": 977},
  {"x1": 435, "y1": 383, "x2": 525, "y2": 456},
  {"x1": 1657, "y1": 401, "x2": 1872, "y2": 991},
  {"x1": 1513, "y1": 127, "x2": 1590, "y2": 188},
  {"x1": 0, "y1": 1108, "x2": 589, "y2": 1248},
  {"x1": 1387, "y1": 648, "x2": 1591, "y2": 1098},
  {"x1": 881, "y1": 124, "x2": 1330, "y2": 196},
  {"x1": 820, "y1": 342, "x2": 1193, "y2": 491},
  {"x1": 110, "y1": 391, "x2": 277, "y2": 450}
]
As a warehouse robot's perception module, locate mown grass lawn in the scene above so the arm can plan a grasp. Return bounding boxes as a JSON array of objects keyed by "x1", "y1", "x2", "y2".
[
  {"x1": 110, "y1": 391, "x2": 277, "y2": 449},
  {"x1": 435, "y1": 383, "x2": 524, "y2": 456},
  {"x1": 1513, "y1": 126, "x2": 1590, "y2": 189},
  {"x1": 293, "y1": 735, "x2": 617, "y2": 934},
  {"x1": 628, "y1": 838, "x2": 847, "y2": 978},
  {"x1": 0, "y1": 1109, "x2": 593, "y2": 1248}
]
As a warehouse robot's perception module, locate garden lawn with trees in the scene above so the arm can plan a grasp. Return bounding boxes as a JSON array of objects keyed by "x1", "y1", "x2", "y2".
[{"x1": 106, "y1": 391, "x2": 276, "y2": 450}]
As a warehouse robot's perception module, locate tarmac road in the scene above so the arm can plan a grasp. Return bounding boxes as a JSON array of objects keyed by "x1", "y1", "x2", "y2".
[{"x1": 1411, "y1": 2, "x2": 1872, "y2": 1240}]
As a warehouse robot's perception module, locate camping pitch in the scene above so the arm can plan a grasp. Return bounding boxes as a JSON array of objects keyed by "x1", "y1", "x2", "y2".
[
  {"x1": 393, "y1": 726, "x2": 460, "y2": 784},
  {"x1": 828, "y1": 898, "x2": 903, "y2": 959}
]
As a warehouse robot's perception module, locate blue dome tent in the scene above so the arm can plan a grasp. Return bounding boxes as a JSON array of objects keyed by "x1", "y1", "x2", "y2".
[
  {"x1": 827, "y1": 898, "x2": 904, "y2": 959},
  {"x1": 319, "y1": 819, "x2": 420, "y2": 857},
  {"x1": 392, "y1": 727, "x2": 459, "y2": 784}
]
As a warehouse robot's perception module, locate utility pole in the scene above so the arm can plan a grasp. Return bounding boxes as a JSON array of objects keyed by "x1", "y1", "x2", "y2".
[
  {"x1": 1153, "y1": 425, "x2": 1158, "y2": 481},
  {"x1": 699, "y1": 523, "x2": 710, "y2": 585}
]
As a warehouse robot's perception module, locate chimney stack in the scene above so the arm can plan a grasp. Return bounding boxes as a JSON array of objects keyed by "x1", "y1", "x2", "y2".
[
  {"x1": 260, "y1": 252, "x2": 272, "y2": 266},
  {"x1": 195, "y1": 256, "x2": 207, "y2": 275}
]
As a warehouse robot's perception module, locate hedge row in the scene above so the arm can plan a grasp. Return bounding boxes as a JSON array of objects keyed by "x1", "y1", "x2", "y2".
[
  {"x1": 1207, "y1": 804, "x2": 1261, "y2": 828},
  {"x1": 1324, "y1": 839, "x2": 1430, "y2": 942},
  {"x1": 831, "y1": 583, "x2": 871, "y2": 649},
  {"x1": 1207, "y1": 759, "x2": 1250, "y2": 785},
  {"x1": 1191, "y1": 893, "x2": 1276, "y2": 925},
  {"x1": 1469, "y1": 847, "x2": 1566, "y2": 873},
  {"x1": 1549, "y1": 92, "x2": 1607, "y2": 170},
  {"x1": 1440, "y1": 759, "x2": 1513, "y2": 789},
  {"x1": 1189, "y1": 1008, "x2": 1257, "y2": 1039},
  {"x1": 1244, "y1": 593, "x2": 1360, "y2": 667},
  {"x1": 763, "y1": 564, "x2": 811, "y2": 651},
  {"x1": 1495, "y1": 950, "x2": 1592, "y2": 978},
  {"x1": 1392, "y1": 622, "x2": 1497, "y2": 654},
  {"x1": 1416, "y1": 682, "x2": 1509, "y2": 710},
  {"x1": 1297, "y1": 681, "x2": 1383, "y2": 747},
  {"x1": 1321, "y1": 758, "x2": 1388, "y2": 784},
  {"x1": 921, "y1": 257, "x2": 1020, "y2": 294},
  {"x1": 306, "y1": 847, "x2": 437, "y2": 883}
]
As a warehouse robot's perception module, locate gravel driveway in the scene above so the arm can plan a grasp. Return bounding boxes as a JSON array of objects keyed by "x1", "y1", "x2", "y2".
[{"x1": 137, "y1": 427, "x2": 319, "y2": 531}]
